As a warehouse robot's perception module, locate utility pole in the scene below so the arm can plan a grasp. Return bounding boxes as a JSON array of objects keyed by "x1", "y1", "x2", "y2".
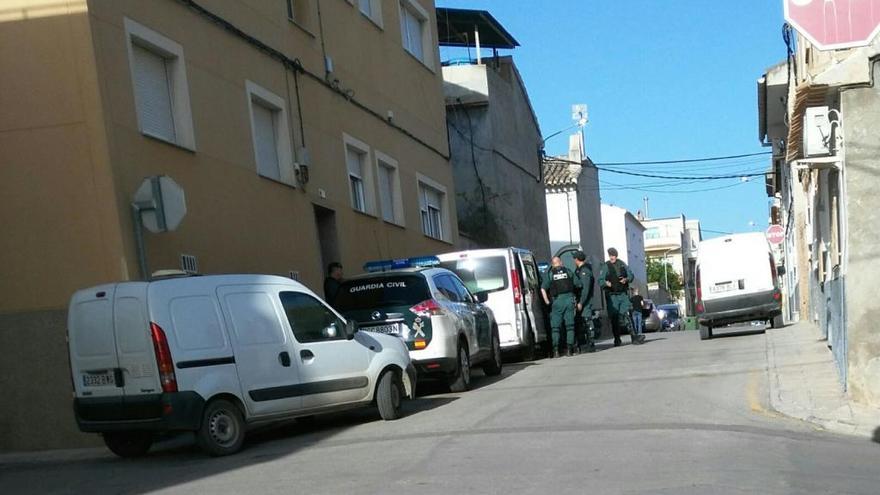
[{"x1": 643, "y1": 196, "x2": 650, "y2": 219}]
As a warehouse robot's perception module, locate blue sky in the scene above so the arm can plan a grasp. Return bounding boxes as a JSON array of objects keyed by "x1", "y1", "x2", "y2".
[{"x1": 437, "y1": 0, "x2": 787, "y2": 238}]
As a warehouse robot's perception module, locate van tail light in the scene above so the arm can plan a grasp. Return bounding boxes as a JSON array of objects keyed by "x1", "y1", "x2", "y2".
[
  {"x1": 695, "y1": 268, "x2": 702, "y2": 302},
  {"x1": 150, "y1": 322, "x2": 178, "y2": 393},
  {"x1": 410, "y1": 299, "x2": 445, "y2": 317},
  {"x1": 511, "y1": 269, "x2": 522, "y2": 305},
  {"x1": 773, "y1": 290, "x2": 782, "y2": 301}
]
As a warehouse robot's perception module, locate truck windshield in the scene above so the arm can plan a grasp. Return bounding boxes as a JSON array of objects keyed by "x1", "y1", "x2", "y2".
[
  {"x1": 439, "y1": 256, "x2": 509, "y2": 294},
  {"x1": 335, "y1": 275, "x2": 430, "y2": 311}
]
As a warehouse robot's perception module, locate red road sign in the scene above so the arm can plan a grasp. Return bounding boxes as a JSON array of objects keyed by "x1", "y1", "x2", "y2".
[
  {"x1": 785, "y1": 0, "x2": 880, "y2": 50},
  {"x1": 767, "y1": 224, "x2": 785, "y2": 245}
]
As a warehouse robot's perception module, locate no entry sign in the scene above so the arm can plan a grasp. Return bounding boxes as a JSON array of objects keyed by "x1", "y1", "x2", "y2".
[
  {"x1": 785, "y1": 0, "x2": 880, "y2": 50},
  {"x1": 767, "y1": 224, "x2": 785, "y2": 245}
]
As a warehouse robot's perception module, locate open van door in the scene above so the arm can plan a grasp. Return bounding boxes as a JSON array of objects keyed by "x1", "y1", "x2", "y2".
[{"x1": 517, "y1": 252, "x2": 548, "y2": 349}]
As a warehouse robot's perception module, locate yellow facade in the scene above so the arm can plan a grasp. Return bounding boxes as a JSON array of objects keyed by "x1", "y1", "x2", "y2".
[{"x1": 0, "y1": 0, "x2": 455, "y2": 450}]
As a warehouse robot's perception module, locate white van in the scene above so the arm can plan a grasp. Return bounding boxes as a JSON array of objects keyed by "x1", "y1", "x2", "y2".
[
  {"x1": 695, "y1": 233, "x2": 784, "y2": 339},
  {"x1": 437, "y1": 248, "x2": 548, "y2": 360},
  {"x1": 67, "y1": 274, "x2": 416, "y2": 457}
]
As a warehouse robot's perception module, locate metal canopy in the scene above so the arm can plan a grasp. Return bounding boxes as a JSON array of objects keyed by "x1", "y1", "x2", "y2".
[{"x1": 436, "y1": 8, "x2": 519, "y2": 49}]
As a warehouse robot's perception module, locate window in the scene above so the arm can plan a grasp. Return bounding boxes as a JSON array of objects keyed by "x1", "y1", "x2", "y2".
[
  {"x1": 447, "y1": 275, "x2": 474, "y2": 303},
  {"x1": 334, "y1": 275, "x2": 431, "y2": 311},
  {"x1": 399, "y1": 0, "x2": 429, "y2": 65},
  {"x1": 418, "y1": 176, "x2": 447, "y2": 240},
  {"x1": 353, "y1": 0, "x2": 382, "y2": 27},
  {"x1": 246, "y1": 81, "x2": 295, "y2": 186},
  {"x1": 343, "y1": 134, "x2": 374, "y2": 214},
  {"x1": 375, "y1": 152, "x2": 403, "y2": 225},
  {"x1": 124, "y1": 18, "x2": 195, "y2": 150},
  {"x1": 433, "y1": 275, "x2": 461, "y2": 302},
  {"x1": 280, "y1": 292, "x2": 346, "y2": 343},
  {"x1": 286, "y1": 0, "x2": 295, "y2": 20},
  {"x1": 347, "y1": 146, "x2": 366, "y2": 212},
  {"x1": 439, "y1": 256, "x2": 509, "y2": 294}
]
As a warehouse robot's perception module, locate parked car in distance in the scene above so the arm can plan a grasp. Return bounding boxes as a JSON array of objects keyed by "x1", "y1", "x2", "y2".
[
  {"x1": 658, "y1": 304, "x2": 682, "y2": 331},
  {"x1": 696, "y1": 232, "x2": 784, "y2": 340},
  {"x1": 437, "y1": 248, "x2": 548, "y2": 361},
  {"x1": 334, "y1": 257, "x2": 502, "y2": 393},
  {"x1": 67, "y1": 274, "x2": 415, "y2": 458},
  {"x1": 642, "y1": 298, "x2": 662, "y2": 332}
]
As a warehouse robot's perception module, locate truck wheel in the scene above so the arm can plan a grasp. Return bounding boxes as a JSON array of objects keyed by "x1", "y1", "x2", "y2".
[
  {"x1": 103, "y1": 431, "x2": 153, "y2": 458},
  {"x1": 448, "y1": 342, "x2": 471, "y2": 392},
  {"x1": 376, "y1": 369, "x2": 403, "y2": 420},
  {"x1": 482, "y1": 329, "x2": 503, "y2": 376},
  {"x1": 770, "y1": 315, "x2": 784, "y2": 329},
  {"x1": 699, "y1": 324, "x2": 713, "y2": 341},
  {"x1": 197, "y1": 399, "x2": 245, "y2": 456}
]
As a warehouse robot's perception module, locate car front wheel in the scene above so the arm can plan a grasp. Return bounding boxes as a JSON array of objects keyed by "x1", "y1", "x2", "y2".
[
  {"x1": 482, "y1": 329, "x2": 503, "y2": 376},
  {"x1": 376, "y1": 369, "x2": 403, "y2": 420}
]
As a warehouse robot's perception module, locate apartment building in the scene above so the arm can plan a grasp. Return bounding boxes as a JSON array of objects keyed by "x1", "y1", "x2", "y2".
[{"x1": 0, "y1": 0, "x2": 455, "y2": 451}]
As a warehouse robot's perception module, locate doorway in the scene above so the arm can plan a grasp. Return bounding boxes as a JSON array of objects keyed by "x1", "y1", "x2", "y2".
[{"x1": 313, "y1": 205, "x2": 340, "y2": 279}]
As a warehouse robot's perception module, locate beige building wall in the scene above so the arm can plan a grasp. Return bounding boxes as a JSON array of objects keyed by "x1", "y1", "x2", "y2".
[{"x1": 0, "y1": 0, "x2": 455, "y2": 451}]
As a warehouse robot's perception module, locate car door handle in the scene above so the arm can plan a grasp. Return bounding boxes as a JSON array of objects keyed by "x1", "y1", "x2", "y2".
[
  {"x1": 300, "y1": 349, "x2": 314, "y2": 361},
  {"x1": 278, "y1": 352, "x2": 291, "y2": 367}
]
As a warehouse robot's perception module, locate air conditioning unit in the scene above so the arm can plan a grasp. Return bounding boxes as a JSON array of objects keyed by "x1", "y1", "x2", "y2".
[{"x1": 803, "y1": 106, "x2": 833, "y2": 157}]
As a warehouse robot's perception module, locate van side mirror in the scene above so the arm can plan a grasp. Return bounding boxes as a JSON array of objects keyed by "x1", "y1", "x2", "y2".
[
  {"x1": 474, "y1": 291, "x2": 489, "y2": 304},
  {"x1": 776, "y1": 265, "x2": 786, "y2": 276},
  {"x1": 344, "y1": 319, "x2": 358, "y2": 340}
]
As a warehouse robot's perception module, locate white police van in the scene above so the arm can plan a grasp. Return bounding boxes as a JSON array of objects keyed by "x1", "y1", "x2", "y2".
[
  {"x1": 67, "y1": 274, "x2": 415, "y2": 457},
  {"x1": 436, "y1": 248, "x2": 548, "y2": 360}
]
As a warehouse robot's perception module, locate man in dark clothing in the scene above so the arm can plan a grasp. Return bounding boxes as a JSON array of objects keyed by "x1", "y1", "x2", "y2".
[
  {"x1": 629, "y1": 288, "x2": 646, "y2": 338},
  {"x1": 541, "y1": 256, "x2": 582, "y2": 358},
  {"x1": 599, "y1": 248, "x2": 644, "y2": 346},
  {"x1": 573, "y1": 251, "x2": 596, "y2": 353},
  {"x1": 323, "y1": 262, "x2": 343, "y2": 304}
]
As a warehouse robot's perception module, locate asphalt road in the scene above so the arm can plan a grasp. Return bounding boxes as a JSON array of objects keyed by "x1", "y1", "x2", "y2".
[{"x1": 3, "y1": 326, "x2": 879, "y2": 494}]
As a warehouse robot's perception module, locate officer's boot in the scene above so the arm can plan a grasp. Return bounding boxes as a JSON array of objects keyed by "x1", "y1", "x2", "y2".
[{"x1": 553, "y1": 348, "x2": 560, "y2": 359}]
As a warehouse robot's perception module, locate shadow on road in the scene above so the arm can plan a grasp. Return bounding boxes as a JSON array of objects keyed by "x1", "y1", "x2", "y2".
[
  {"x1": 712, "y1": 328, "x2": 767, "y2": 339},
  {"x1": 873, "y1": 426, "x2": 880, "y2": 444},
  {"x1": 416, "y1": 361, "x2": 538, "y2": 396}
]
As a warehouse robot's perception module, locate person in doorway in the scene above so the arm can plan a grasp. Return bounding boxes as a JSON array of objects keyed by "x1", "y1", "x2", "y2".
[
  {"x1": 573, "y1": 251, "x2": 596, "y2": 353},
  {"x1": 599, "y1": 248, "x2": 643, "y2": 346},
  {"x1": 323, "y1": 262, "x2": 344, "y2": 305},
  {"x1": 541, "y1": 256, "x2": 582, "y2": 358},
  {"x1": 629, "y1": 287, "x2": 646, "y2": 340}
]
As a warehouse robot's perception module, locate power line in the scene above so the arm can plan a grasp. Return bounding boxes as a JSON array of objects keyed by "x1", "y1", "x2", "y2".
[{"x1": 594, "y1": 151, "x2": 772, "y2": 166}]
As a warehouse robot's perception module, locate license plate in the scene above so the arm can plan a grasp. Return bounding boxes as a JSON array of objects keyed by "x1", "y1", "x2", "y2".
[
  {"x1": 364, "y1": 323, "x2": 400, "y2": 335},
  {"x1": 710, "y1": 282, "x2": 735, "y2": 294},
  {"x1": 82, "y1": 371, "x2": 114, "y2": 387}
]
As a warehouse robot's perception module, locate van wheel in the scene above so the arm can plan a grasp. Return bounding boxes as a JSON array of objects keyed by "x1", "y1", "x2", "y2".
[
  {"x1": 448, "y1": 342, "x2": 471, "y2": 392},
  {"x1": 699, "y1": 325, "x2": 714, "y2": 341},
  {"x1": 103, "y1": 431, "x2": 153, "y2": 458},
  {"x1": 197, "y1": 399, "x2": 245, "y2": 456},
  {"x1": 521, "y1": 327, "x2": 536, "y2": 362},
  {"x1": 376, "y1": 369, "x2": 403, "y2": 420},
  {"x1": 770, "y1": 315, "x2": 784, "y2": 329},
  {"x1": 483, "y1": 329, "x2": 503, "y2": 376}
]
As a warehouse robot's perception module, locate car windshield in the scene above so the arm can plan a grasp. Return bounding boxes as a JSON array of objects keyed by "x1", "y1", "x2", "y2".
[
  {"x1": 660, "y1": 306, "x2": 680, "y2": 318},
  {"x1": 334, "y1": 275, "x2": 430, "y2": 311},
  {"x1": 439, "y1": 256, "x2": 509, "y2": 294}
]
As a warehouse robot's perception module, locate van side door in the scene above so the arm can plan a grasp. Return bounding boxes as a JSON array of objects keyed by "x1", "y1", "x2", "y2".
[
  {"x1": 217, "y1": 285, "x2": 302, "y2": 417},
  {"x1": 519, "y1": 253, "x2": 548, "y2": 343},
  {"x1": 278, "y1": 291, "x2": 372, "y2": 409}
]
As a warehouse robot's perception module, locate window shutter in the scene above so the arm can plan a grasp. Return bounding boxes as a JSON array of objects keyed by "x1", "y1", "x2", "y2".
[
  {"x1": 346, "y1": 147, "x2": 363, "y2": 177},
  {"x1": 252, "y1": 102, "x2": 280, "y2": 180},
  {"x1": 132, "y1": 43, "x2": 176, "y2": 142},
  {"x1": 378, "y1": 164, "x2": 395, "y2": 222}
]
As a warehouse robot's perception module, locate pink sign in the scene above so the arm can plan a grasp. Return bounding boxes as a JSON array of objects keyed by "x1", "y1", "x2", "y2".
[
  {"x1": 785, "y1": 0, "x2": 880, "y2": 49},
  {"x1": 767, "y1": 225, "x2": 785, "y2": 245}
]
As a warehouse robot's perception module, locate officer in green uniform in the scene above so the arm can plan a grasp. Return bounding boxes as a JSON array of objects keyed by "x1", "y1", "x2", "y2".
[
  {"x1": 541, "y1": 256, "x2": 582, "y2": 358},
  {"x1": 573, "y1": 251, "x2": 596, "y2": 353},
  {"x1": 599, "y1": 247, "x2": 644, "y2": 346}
]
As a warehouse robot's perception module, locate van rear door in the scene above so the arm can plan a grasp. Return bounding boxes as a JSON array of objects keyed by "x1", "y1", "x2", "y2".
[
  {"x1": 69, "y1": 285, "x2": 121, "y2": 398},
  {"x1": 702, "y1": 237, "x2": 773, "y2": 301},
  {"x1": 113, "y1": 283, "x2": 161, "y2": 396},
  {"x1": 518, "y1": 252, "x2": 547, "y2": 342}
]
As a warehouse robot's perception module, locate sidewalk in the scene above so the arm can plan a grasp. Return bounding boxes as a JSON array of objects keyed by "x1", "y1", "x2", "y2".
[{"x1": 765, "y1": 320, "x2": 880, "y2": 441}]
